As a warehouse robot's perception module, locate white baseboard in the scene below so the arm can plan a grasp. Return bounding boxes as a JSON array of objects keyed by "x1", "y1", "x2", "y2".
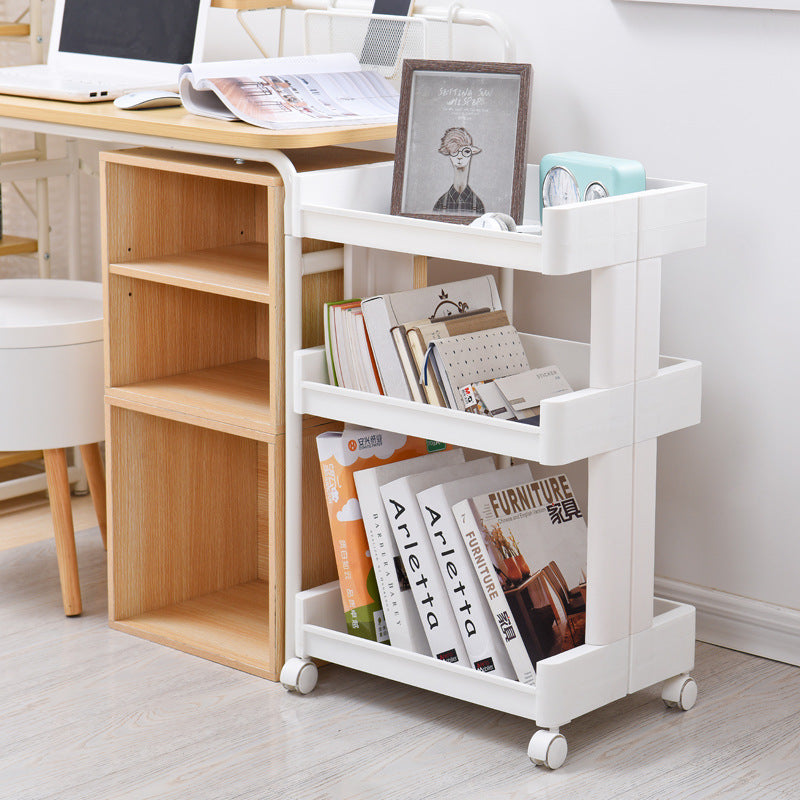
[{"x1": 655, "y1": 577, "x2": 800, "y2": 668}]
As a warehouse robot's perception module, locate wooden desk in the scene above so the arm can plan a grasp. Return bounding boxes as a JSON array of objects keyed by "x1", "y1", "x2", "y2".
[
  {"x1": 0, "y1": 94, "x2": 396, "y2": 152},
  {"x1": 0, "y1": 93, "x2": 396, "y2": 280},
  {"x1": 0, "y1": 93, "x2": 395, "y2": 678}
]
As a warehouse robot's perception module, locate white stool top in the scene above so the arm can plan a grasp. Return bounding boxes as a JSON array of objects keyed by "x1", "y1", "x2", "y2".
[{"x1": 0, "y1": 279, "x2": 102, "y2": 349}]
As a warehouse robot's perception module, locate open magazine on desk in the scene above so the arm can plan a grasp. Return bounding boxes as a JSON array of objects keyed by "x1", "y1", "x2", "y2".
[{"x1": 178, "y1": 52, "x2": 399, "y2": 130}]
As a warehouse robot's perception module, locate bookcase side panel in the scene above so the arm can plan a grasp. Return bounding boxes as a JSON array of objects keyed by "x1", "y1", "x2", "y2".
[
  {"x1": 261, "y1": 438, "x2": 284, "y2": 676},
  {"x1": 267, "y1": 186, "x2": 285, "y2": 428},
  {"x1": 109, "y1": 407, "x2": 259, "y2": 619}
]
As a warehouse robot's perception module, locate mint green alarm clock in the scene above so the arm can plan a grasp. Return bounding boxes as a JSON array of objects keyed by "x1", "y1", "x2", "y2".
[{"x1": 539, "y1": 152, "x2": 646, "y2": 219}]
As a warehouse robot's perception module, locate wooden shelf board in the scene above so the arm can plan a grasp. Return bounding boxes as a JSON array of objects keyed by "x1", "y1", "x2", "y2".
[
  {"x1": 106, "y1": 358, "x2": 276, "y2": 435},
  {"x1": 0, "y1": 235, "x2": 38, "y2": 256},
  {"x1": 109, "y1": 242, "x2": 270, "y2": 302},
  {"x1": 0, "y1": 23, "x2": 30, "y2": 37},
  {"x1": 102, "y1": 147, "x2": 284, "y2": 186},
  {"x1": 110, "y1": 580, "x2": 276, "y2": 679},
  {"x1": 0, "y1": 450, "x2": 42, "y2": 470}
]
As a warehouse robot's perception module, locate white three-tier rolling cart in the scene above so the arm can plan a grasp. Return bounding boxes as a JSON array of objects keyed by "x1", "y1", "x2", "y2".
[{"x1": 276, "y1": 3, "x2": 707, "y2": 771}]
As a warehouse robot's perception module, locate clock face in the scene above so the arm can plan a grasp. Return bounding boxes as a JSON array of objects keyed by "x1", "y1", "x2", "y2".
[
  {"x1": 542, "y1": 166, "x2": 580, "y2": 208},
  {"x1": 584, "y1": 181, "x2": 609, "y2": 202}
]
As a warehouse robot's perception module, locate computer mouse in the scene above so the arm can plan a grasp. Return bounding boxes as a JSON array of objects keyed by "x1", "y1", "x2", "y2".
[{"x1": 113, "y1": 90, "x2": 182, "y2": 110}]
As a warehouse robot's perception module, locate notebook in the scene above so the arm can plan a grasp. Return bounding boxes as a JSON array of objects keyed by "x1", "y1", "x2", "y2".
[{"x1": 0, "y1": 0, "x2": 210, "y2": 103}]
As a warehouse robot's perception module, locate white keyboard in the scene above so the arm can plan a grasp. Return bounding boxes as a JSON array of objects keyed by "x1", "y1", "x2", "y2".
[{"x1": 0, "y1": 64, "x2": 176, "y2": 102}]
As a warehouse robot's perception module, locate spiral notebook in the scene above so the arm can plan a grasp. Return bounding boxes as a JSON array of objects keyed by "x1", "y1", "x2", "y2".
[{"x1": 424, "y1": 326, "x2": 530, "y2": 411}]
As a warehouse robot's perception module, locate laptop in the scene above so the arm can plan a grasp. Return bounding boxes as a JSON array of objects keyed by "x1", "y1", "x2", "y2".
[{"x1": 0, "y1": 0, "x2": 210, "y2": 103}]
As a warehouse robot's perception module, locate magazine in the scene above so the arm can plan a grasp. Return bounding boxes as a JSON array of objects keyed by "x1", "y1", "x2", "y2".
[
  {"x1": 316, "y1": 426, "x2": 447, "y2": 641},
  {"x1": 414, "y1": 462, "x2": 533, "y2": 680},
  {"x1": 453, "y1": 473, "x2": 588, "y2": 684},
  {"x1": 361, "y1": 275, "x2": 502, "y2": 401},
  {"x1": 380, "y1": 458, "x2": 499, "y2": 666},
  {"x1": 353, "y1": 448, "x2": 464, "y2": 655},
  {"x1": 178, "y1": 53, "x2": 399, "y2": 130}
]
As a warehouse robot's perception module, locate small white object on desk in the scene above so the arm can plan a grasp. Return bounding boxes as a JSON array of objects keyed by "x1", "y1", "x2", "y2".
[
  {"x1": 468, "y1": 213, "x2": 542, "y2": 235},
  {"x1": 113, "y1": 90, "x2": 182, "y2": 110},
  {"x1": 468, "y1": 212, "x2": 516, "y2": 231}
]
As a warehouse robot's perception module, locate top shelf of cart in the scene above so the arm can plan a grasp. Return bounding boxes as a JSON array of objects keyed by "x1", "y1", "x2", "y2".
[{"x1": 293, "y1": 161, "x2": 706, "y2": 275}]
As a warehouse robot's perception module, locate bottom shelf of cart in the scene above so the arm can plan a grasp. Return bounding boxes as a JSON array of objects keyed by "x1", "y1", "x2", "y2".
[
  {"x1": 295, "y1": 582, "x2": 697, "y2": 726},
  {"x1": 295, "y1": 582, "x2": 537, "y2": 718}
]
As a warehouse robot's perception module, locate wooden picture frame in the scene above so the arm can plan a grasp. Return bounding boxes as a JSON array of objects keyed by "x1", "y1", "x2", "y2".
[{"x1": 391, "y1": 59, "x2": 532, "y2": 225}]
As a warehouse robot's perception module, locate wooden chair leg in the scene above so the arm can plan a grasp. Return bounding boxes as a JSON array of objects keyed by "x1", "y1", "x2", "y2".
[
  {"x1": 43, "y1": 448, "x2": 82, "y2": 616},
  {"x1": 79, "y1": 442, "x2": 107, "y2": 550}
]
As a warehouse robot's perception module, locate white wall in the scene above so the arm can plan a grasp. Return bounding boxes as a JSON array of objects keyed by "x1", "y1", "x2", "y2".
[
  {"x1": 341, "y1": 0, "x2": 799, "y2": 660},
  {"x1": 150, "y1": 0, "x2": 800, "y2": 659},
  {"x1": 466, "y1": 0, "x2": 800, "y2": 659},
  {"x1": 3, "y1": 0, "x2": 795, "y2": 660}
]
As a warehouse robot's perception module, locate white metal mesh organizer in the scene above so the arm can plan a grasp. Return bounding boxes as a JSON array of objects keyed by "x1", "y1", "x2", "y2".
[{"x1": 234, "y1": 0, "x2": 515, "y2": 68}]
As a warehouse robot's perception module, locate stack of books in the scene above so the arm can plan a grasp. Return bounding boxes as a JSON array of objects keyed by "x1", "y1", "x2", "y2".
[
  {"x1": 316, "y1": 427, "x2": 588, "y2": 685},
  {"x1": 323, "y1": 275, "x2": 573, "y2": 423}
]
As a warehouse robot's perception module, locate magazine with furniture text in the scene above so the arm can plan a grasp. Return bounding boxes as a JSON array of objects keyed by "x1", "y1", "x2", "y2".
[{"x1": 453, "y1": 473, "x2": 588, "y2": 684}]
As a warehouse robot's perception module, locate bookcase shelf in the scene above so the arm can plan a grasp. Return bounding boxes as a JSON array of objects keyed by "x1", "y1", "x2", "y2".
[
  {"x1": 112, "y1": 580, "x2": 273, "y2": 677},
  {"x1": 108, "y1": 242, "x2": 271, "y2": 303},
  {"x1": 293, "y1": 582, "x2": 695, "y2": 725},
  {"x1": 280, "y1": 158, "x2": 707, "y2": 769},
  {"x1": 106, "y1": 358, "x2": 273, "y2": 436}
]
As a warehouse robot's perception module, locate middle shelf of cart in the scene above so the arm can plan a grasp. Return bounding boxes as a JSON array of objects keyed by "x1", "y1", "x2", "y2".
[{"x1": 295, "y1": 333, "x2": 701, "y2": 465}]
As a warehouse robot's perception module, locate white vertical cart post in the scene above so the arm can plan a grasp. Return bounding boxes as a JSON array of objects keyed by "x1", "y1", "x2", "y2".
[{"x1": 279, "y1": 153, "x2": 707, "y2": 768}]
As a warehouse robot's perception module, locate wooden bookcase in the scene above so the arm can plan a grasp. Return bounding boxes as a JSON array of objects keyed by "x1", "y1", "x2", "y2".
[{"x1": 100, "y1": 147, "x2": 343, "y2": 679}]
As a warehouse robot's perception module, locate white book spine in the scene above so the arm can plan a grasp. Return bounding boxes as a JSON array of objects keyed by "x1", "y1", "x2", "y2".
[
  {"x1": 381, "y1": 482, "x2": 470, "y2": 666},
  {"x1": 452, "y1": 498, "x2": 536, "y2": 686},
  {"x1": 361, "y1": 298, "x2": 412, "y2": 400},
  {"x1": 417, "y1": 485, "x2": 517, "y2": 680},
  {"x1": 354, "y1": 471, "x2": 430, "y2": 655}
]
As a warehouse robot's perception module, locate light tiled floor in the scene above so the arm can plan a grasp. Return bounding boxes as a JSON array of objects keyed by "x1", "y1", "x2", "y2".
[{"x1": 1, "y1": 526, "x2": 798, "y2": 800}]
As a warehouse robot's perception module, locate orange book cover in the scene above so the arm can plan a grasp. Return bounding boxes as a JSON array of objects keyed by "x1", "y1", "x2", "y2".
[{"x1": 316, "y1": 427, "x2": 448, "y2": 641}]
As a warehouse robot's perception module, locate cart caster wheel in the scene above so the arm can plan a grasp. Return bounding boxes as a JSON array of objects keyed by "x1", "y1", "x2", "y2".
[
  {"x1": 528, "y1": 729, "x2": 568, "y2": 770},
  {"x1": 280, "y1": 658, "x2": 318, "y2": 694},
  {"x1": 662, "y1": 675, "x2": 697, "y2": 711}
]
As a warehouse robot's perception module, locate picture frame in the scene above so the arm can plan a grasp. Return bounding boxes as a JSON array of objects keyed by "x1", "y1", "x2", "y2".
[{"x1": 391, "y1": 59, "x2": 532, "y2": 225}]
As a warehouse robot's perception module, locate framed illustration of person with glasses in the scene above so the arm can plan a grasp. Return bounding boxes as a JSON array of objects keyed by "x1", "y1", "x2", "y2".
[{"x1": 391, "y1": 59, "x2": 531, "y2": 225}]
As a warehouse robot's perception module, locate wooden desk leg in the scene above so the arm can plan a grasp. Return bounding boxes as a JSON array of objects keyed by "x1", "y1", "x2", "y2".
[
  {"x1": 43, "y1": 448, "x2": 82, "y2": 617},
  {"x1": 79, "y1": 442, "x2": 107, "y2": 550}
]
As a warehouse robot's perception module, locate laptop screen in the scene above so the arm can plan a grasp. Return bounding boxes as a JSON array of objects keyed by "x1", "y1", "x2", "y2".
[{"x1": 59, "y1": 0, "x2": 203, "y2": 65}]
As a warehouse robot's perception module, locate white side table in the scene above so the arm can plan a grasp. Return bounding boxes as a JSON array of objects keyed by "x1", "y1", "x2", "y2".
[{"x1": 0, "y1": 279, "x2": 106, "y2": 615}]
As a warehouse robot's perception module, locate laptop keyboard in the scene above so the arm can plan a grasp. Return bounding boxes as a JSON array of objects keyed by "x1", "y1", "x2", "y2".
[
  {"x1": 0, "y1": 67, "x2": 165, "y2": 94},
  {"x1": 0, "y1": 68, "x2": 99, "y2": 86}
]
